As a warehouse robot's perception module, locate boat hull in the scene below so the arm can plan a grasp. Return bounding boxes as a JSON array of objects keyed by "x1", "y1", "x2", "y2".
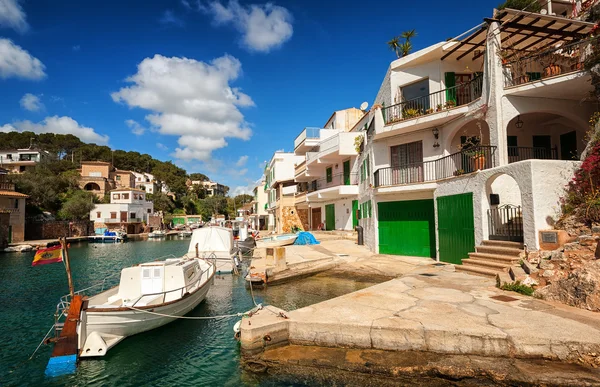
[
  {"x1": 79, "y1": 267, "x2": 214, "y2": 357},
  {"x1": 255, "y1": 234, "x2": 297, "y2": 248}
]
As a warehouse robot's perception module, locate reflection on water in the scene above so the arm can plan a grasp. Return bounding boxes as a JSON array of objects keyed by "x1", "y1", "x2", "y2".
[{"x1": 0, "y1": 238, "x2": 381, "y2": 386}]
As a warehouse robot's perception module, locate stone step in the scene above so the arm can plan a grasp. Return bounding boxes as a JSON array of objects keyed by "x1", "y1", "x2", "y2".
[
  {"x1": 482, "y1": 240, "x2": 524, "y2": 249},
  {"x1": 455, "y1": 264, "x2": 499, "y2": 278},
  {"x1": 496, "y1": 272, "x2": 514, "y2": 287},
  {"x1": 476, "y1": 245, "x2": 523, "y2": 257},
  {"x1": 462, "y1": 258, "x2": 511, "y2": 271},
  {"x1": 468, "y1": 252, "x2": 520, "y2": 264},
  {"x1": 510, "y1": 265, "x2": 528, "y2": 282}
]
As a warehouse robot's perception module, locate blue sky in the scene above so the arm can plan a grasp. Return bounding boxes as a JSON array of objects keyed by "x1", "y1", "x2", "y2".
[{"x1": 0, "y1": 0, "x2": 499, "y2": 194}]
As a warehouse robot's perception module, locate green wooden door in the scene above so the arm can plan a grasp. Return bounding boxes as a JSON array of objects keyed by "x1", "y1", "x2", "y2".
[
  {"x1": 378, "y1": 200, "x2": 435, "y2": 257},
  {"x1": 325, "y1": 204, "x2": 335, "y2": 231},
  {"x1": 352, "y1": 200, "x2": 358, "y2": 229},
  {"x1": 437, "y1": 193, "x2": 475, "y2": 264},
  {"x1": 343, "y1": 160, "x2": 350, "y2": 185}
]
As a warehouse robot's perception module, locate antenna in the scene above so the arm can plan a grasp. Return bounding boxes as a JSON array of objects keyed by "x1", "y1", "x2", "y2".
[{"x1": 360, "y1": 101, "x2": 369, "y2": 111}]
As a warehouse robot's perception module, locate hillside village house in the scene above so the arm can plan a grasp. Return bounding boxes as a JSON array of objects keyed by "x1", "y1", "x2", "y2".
[
  {"x1": 89, "y1": 188, "x2": 154, "y2": 234},
  {"x1": 188, "y1": 180, "x2": 227, "y2": 197},
  {"x1": 132, "y1": 172, "x2": 159, "y2": 195},
  {"x1": 0, "y1": 149, "x2": 51, "y2": 173},
  {"x1": 260, "y1": 6, "x2": 596, "y2": 278},
  {"x1": 0, "y1": 168, "x2": 27, "y2": 243},
  {"x1": 265, "y1": 152, "x2": 304, "y2": 233},
  {"x1": 79, "y1": 161, "x2": 136, "y2": 198}
]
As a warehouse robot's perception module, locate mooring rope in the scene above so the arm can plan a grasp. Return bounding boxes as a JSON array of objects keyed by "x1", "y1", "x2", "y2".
[{"x1": 126, "y1": 306, "x2": 246, "y2": 320}]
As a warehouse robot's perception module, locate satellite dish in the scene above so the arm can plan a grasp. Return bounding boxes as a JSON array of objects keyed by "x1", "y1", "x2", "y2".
[{"x1": 360, "y1": 101, "x2": 369, "y2": 111}]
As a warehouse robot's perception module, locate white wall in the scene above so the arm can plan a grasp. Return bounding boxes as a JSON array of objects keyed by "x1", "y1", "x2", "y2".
[
  {"x1": 317, "y1": 198, "x2": 354, "y2": 231},
  {"x1": 90, "y1": 202, "x2": 154, "y2": 222}
]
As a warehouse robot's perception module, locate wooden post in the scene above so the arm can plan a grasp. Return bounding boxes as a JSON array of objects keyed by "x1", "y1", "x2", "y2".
[
  {"x1": 195, "y1": 243, "x2": 199, "y2": 258},
  {"x1": 61, "y1": 237, "x2": 75, "y2": 298}
]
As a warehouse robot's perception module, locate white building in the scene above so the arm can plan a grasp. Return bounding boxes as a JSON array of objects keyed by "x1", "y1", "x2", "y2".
[
  {"x1": 252, "y1": 175, "x2": 269, "y2": 230},
  {"x1": 189, "y1": 180, "x2": 226, "y2": 197},
  {"x1": 265, "y1": 151, "x2": 304, "y2": 233},
  {"x1": 90, "y1": 188, "x2": 154, "y2": 234},
  {"x1": 293, "y1": 108, "x2": 365, "y2": 231},
  {"x1": 0, "y1": 149, "x2": 51, "y2": 173},
  {"x1": 132, "y1": 172, "x2": 159, "y2": 195},
  {"x1": 354, "y1": 8, "x2": 593, "y2": 273}
]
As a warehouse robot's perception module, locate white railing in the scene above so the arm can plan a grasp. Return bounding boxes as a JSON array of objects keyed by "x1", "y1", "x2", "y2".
[{"x1": 294, "y1": 127, "x2": 322, "y2": 149}]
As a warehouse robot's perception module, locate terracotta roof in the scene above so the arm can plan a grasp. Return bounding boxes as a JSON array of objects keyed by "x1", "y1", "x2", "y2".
[
  {"x1": 110, "y1": 187, "x2": 146, "y2": 193},
  {"x1": 81, "y1": 161, "x2": 111, "y2": 165},
  {"x1": 115, "y1": 169, "x2": 135, "y2": 174},
  {"x1": 0, "y1": 190, "x2": 28, "y2": 198}
]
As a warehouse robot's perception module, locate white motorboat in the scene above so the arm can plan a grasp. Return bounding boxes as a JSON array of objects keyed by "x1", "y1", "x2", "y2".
[
  {"x1": 88, "y1": 230, "x2": 127, "y2": 243},
  {"x1": 183, "y1": 226, "x2": 241, "y2": 274},
  {"x1": 255, "y1": 233, "x2": 298, "y2": 248},
  {"x1": 148, "y1": 230, "x2": 167, "y2": 238},
  {"x1": 61, "y1": 256, "x2": 215, "y2": 358},
  {"x1": 178, "y1": 230, "x2": 192, "y2": 237}
]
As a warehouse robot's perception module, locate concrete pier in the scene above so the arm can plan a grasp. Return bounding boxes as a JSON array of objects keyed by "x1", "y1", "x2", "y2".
[{"x1": 241, "y1": 264, "x2": 600, "y2": 366}]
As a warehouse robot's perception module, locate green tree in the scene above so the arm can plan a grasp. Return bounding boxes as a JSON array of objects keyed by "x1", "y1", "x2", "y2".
[
  {"x1": 387, "y1": 29, "x2": 417, "y2": 58},
  {"x1": 189, "y1": 173, "x2": 210, "y2": 181},
  {"x1": 497, "y1": 0, "x2": 542, "y2": 12},
  {"x1": 387, "y1": 36, "x2": 401, "y2": 58},
  {"x1": 148, "y1": 192, "x2": 176, "y2": 213},
  {"x1": 58, "y1": 191, "x2": 98, "y2": 220}
]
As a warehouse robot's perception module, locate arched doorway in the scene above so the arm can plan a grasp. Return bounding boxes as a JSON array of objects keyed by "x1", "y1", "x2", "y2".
[
  {"x1": 84, "y1": 182, "x2": 101, "y2": 191},
  {"x1": 506, "y1": 112, "x2": 588, "y2": 162},
  {"x1": 445, "y1": 119, "x2": 495, "y2": 174},
  {"x1": 484, "y1": 173, "x2": 523, "y2": 242}
]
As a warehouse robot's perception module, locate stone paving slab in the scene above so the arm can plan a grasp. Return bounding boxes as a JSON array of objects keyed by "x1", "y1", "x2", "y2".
[{"x1": 241, "y1": 263, "x2": 600, "y2": 364}]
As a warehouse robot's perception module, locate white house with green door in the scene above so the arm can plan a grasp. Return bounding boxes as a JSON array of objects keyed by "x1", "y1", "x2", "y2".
[{"x1": 357, "y1": 7, "x2": 593, "y2": 274}]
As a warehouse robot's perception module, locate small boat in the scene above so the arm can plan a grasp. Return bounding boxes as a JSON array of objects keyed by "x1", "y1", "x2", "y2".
[
  {"x1": 55, "y1": 256, "x2": 215, "y2": 358},
  {"x1": 88, "y1": 230, "x2": 127, "y2": 243},
  {"x1": 148, "y1": 230, "x2": 167, "y2": 238},
  {"x1": 183, "y1": 227, "x2": 242, "y2": 274},
  {"x1": 236, "y1": 237, "x2": 256, "y2": 255},
  {"x1": 255, "y1": 233, "x2": 298, "y2": 248},
  {"x1": 178, "y1": 230, "x2": 192, "y2": 237}
]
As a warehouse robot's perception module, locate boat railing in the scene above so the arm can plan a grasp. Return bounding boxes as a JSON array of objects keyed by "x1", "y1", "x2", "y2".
[{"x1": 129, "y1": 261, "x2": 215, "y2": 308}]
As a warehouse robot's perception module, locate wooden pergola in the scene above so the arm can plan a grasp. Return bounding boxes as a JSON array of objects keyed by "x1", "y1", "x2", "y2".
[{"x1": 441, "y1": 8, "x2": 596, "y2": 61}]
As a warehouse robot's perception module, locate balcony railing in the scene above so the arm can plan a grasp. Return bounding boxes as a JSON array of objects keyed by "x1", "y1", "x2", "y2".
[
  {"x1": 508, "y1": 146, "x2": 558, "y2": 163},
  {"x1": 103, "y1": 217, "x2": 142, "y2": 223},
  {"x1": 308, "y1": 173, "x2": 358, "y2": 193},
  {"x1": 374, "y1": 146, "x2": 496, "y2": 188},
  {"x1": 0, "y1": 182, "x2": 15, "y2": 190},
  {"x1": 0, "y1": 208, "x2": 19, "y2": 213},
  {"x1": 382, "y1": 76, "x2": 483, "y2": 125},
  {"x1": 502, "y1": 37, "x2": 594, "y2": 88},
  {"x1": 294, "y1": 127, "x2": 322, "y2": 149}
]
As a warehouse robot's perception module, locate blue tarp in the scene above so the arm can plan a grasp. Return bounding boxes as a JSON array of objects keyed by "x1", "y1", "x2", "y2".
[{"x1": 294, "y1": 231, "x2": 320, "y2": 245}]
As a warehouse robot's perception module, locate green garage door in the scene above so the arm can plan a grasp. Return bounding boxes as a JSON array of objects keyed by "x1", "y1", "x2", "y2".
[
  {"x1": 378, "y1": 200, "x2": 435, "y2": 257},
  {"x1": 437, "y1": 193, "x2": 475, "y2": 264},
  {"x1": 325, "y1": 204, "x2": 335, "y2": 231}
]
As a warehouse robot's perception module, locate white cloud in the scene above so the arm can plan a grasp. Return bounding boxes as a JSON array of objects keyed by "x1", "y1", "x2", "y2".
[
  {"x1": 231, "y1": 181, "x2": 255, "y2": 196},
  {"x1": 19, "y1": 93, "x2": 44, "y2": 112},
  {"x1": 160, "y1": 10, "x2": 185, "y2": 27},
  {"x1": 112, "y1": 54, "x2": 253, "y2": 162},
  {"x1": 3, "y1": 116, "x2": 109, "y2": 144},
  {"x1": 199, "y1": 0, "x2": 293, "y2": 52},
  {"x1": 125, "y1": 119, "x2": 146, "y2": 136},
  {"x1": 235, "y1": 155, "x2": 248, "y2": 167},
  {"x1": 0, "y1": 39, "x2": 46, "y2": 80},
  {"x1": 0, "y1": 0, "x2": 28, "y2": 33},
  {"x1": 156, "y1": 142, "x2": 169, "y2": 151},
  {"x1": 1, "y1": 123, "x2": 15, "y2": 132}
]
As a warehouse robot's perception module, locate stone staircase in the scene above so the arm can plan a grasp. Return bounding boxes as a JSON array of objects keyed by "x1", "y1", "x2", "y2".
[{"x1": 455, "y1": 240, "x2": 525, "y2": 278}]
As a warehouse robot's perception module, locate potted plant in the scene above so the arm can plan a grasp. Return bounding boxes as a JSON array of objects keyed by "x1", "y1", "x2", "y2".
[
  {"x1": 541, "y1": 53, "x2": 561, "y2": 78},
  {"x1": 403, "y1": 107, "x2": 421, "y2": 119},
  {"x1": 354, "y1": 135, "x2": 364, "y2": 153},
  {"x1": 425, "y1": 108, "x2": 434, "y2": 114},
  {"x1": 453, "y1": 169, "x2": 465, "y2": 176},
  {"x1": 468, "y1": 149, "x2": 486, "y2": 170},
  {"x1": 436, "y1": 104, "x2": 443, "y2": 112},
  {"x1": 444, "y1": 100, "x2": 456, "y2": 109}
]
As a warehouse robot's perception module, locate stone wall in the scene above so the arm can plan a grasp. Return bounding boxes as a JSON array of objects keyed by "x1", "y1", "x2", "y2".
[
  {"x1": 26, "y1": 220, "x2": 94, "y2": 240},
  {"x1": 281, "y1": 206, "x2": 303, "y2": 233},
  {"x1": 0, "y1": 212, "x2": 9, "y2": 248},
  {"x1": 297, "y1": 209, "x2": 309, "y2": 231}
]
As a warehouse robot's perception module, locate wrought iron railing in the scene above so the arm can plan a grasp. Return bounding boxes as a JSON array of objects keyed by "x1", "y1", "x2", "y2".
[
  {"x1": 488, "y1": 204, "x2": 524, "y2": 242},
  {"x1": 382, "y1": 76, "x2": 483, "y2": 125},
  {"x1": 508, "y1": 146, "x2": 559, "y2": 163},
  {"x1": 374, "y1": 146, "x2": 496, "y2": 188},
  {"x1": 502, "y1": 37, "x2": 594, "y2": 87},
  {"x1": 308, "y1": 173, "x2": 358, "y2": 193}
]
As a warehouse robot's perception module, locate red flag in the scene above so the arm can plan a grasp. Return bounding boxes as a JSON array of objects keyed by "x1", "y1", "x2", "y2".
[{"x1": 32, "y1": 245, "x2": 63, "y2": 266}]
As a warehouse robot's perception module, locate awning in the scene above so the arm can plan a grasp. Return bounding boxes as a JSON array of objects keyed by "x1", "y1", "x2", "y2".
[{"x1": 441, "y1": 8, "x2": 596, "y2": 61}]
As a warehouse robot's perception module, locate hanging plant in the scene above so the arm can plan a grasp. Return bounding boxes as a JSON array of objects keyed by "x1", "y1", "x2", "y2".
[{"x1": 354, "y1": 136, "x2": 364, "y2": 153}]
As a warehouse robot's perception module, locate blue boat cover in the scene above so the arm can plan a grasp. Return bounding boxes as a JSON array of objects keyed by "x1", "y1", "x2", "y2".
[
  {"x1": 293, "y1": 231, "x2": 320, "y2": 245},
  {"x1": 45, "y1": 354, "x2": 77, "y2": 377}
]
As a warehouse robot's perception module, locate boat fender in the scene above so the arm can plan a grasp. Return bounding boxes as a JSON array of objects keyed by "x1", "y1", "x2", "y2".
[
  {"x1": 80, "y1": 331, "x2": 108, "y2": 358},
  {"x1": 233, "y1": 320, "x2": 242, "y2": 334}
]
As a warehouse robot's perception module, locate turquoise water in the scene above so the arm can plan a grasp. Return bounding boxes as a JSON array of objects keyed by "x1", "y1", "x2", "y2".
[{"x1": 0, "y1": 238, "x2": 378, "y2": 386}]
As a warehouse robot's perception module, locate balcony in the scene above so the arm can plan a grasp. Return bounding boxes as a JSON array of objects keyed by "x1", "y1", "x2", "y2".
[
  {"x1": 306, "y1": 132, "x2": 362, "y2": 166},
  {"x1": 0, "y1": 182, "x2": 15, "y2": 190},
  {"x1": 374, "y1": 146, "x2": 497, "y2": 188},
  {"x1": 0, "y1": 208, "x2": 19, "y2": 214},
  {"x1": 103, "y1": 217, "x2": 142, "y2": 224},
  {"x1": 508, "y1": 146, "x2": 558, "y2": 163},
  {"x1": 382, "y1": 76, "x2": 483, "y2": 126},
  {"x1": 307, "y1": 173, "x2": 359, "y2": 201},
  {"x1": 294, "y1": 127, "x2": 322, "y2": 152},
  {"x1": 503, "y1": 38, "x2": 593, "y2": 89}
]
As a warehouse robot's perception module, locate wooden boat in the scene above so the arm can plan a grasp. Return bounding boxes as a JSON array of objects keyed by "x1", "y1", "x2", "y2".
[
  {"x1": 54, "y1": 257, "x2": 215, "y2": 358},
  {"x1": 183, "y1": 226, "x2": 241, "y2": 274},
  {"x1": 255, "y1": 233, "x2": 298, "y2": 248}
]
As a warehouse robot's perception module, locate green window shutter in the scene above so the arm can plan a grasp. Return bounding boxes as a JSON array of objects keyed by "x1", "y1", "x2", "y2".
[
  {"x1": 326, "y1": 167, "x2": 332, "y2": 183},
  {"x1": 366, "y1": 156, "x2": 370, "y2": 177},
  {"x1": 445, "y1": 72, "x2": 456, "y2": 104}
]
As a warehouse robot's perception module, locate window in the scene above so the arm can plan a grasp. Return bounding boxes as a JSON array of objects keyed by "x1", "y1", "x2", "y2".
[
  {"x1": 147, "y1": 208, "x2": 152, "y2": 213},
  {"x1": 116, "y1": 175, "x2": 121, "y2": 180},
  {"x1": 14, "y1": 199, "x2": 19, "y2": 209},
  {"x1": 6, "y1": 154, "x2": 12, "y2": 159},
  {"x1": 19, "y1": 166, "x2": 25, "y2": 172},
  {"x1": 133, "y1": 193, "x2": 138, "y2": 200},
  {"x1": 130, "y1": 212, "x2": 136, "y2": 219},
  {"x1": 507, "y1": 136, "x2": 518, "y2": 157},
  {"x1": 390, "y1": 141, "x2": 424, "y2": 184},
  {"x1": 122, "y1": 193, "x2": 129, "y2": 199},
  {"x1": 360, "y1": 156, "x2": 370, "y2": 183},
  {"x1": 110, "y1": 212, "x2": 117, "y2": 219},
  {"x1": 359, "y1": 201, "x2": 372, "y2": 219},
  {"x1": 96, "y1": 211, "x2": 101, "y2": 218},
  {"x1": 140, "y1": 195, "x2": 144, "y2": 201},
  {"x1": 400, "y1": 78, "x2": 429, "y2": 108},
  {"x1": 326, "y1": 167, "x2": 332, "y2": 183},
  {"x1": 113, "y1": 193, "x2": 121, "y2": 200},
  {"x1": 89, "y1": 171, "x2": 101, "y2": 177}
]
